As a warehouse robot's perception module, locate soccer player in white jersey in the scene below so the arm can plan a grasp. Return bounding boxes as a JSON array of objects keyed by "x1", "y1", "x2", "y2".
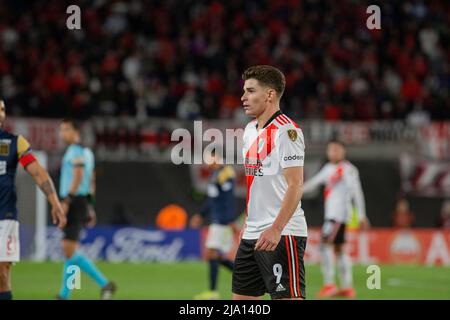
[
  {"x1": 232, "y1": 65, "x2": 308, "y2": 300},
  {"x1": 303, "y1": 140, "x2": 369, "y2": 298}
]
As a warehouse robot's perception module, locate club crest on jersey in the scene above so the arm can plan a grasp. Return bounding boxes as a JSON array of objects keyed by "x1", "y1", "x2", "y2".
[
  {"x1": 0, "y1": 143, "x2": 10, "y2": 156},
  {"x1": 287, "y1": 129, "x2": 297, "y2": 142}
]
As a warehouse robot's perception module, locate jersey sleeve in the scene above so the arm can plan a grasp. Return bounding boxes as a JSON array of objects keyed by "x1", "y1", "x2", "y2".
[
  {"x1": 344, "y1": 166, "x2": 367, "y2": 219},
  {"x1": 17, "y1": 135, "x2": 37, "y2": 168},
  {"x1": 278, "y1": 127, "x2": 305, "y2": 169},
  {"x1": 303, "y1": 165, "x2": 328, "y2": 194},
  {"x1": 70, "y1": 146, "x2": 86, "y2": 167}
]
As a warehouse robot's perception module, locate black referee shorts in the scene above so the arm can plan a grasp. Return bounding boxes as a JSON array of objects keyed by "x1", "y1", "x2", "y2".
[
  {"x1": 232, "y1": 235, "x2": 307, "y2": 299},
  {"x1": 63, "y1": 196, "x2": 88, "y2": 241}
]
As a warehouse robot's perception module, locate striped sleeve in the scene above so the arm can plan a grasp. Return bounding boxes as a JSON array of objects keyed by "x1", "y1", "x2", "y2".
[{"x1": 17, "y1": 135, "x2": 36, "y2": 168}]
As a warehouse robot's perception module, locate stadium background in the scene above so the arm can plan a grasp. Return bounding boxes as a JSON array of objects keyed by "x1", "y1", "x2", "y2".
[{"x1": 0, "y1": 0, "x2": 449, "y2": 299}]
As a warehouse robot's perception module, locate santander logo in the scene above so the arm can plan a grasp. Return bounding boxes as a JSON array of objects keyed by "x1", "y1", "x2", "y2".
[{"x1": 389, "y1": 230, "x2": 422, "y2": 263}]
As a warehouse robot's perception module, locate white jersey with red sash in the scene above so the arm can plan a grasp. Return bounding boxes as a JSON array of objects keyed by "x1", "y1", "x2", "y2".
[
  {"x1": 242, "y1": 112, "x2": 307, "y2": 240},
  {"x1": 303, "y1": 160, "x2": 366, "y2": 223}
]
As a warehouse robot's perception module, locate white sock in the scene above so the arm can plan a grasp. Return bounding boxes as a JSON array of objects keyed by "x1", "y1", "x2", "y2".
[
  {"x1": 320, "y1": 244, "x2": 335, "y2": 285},
  {"x1": 337, "y1": 251, "x2": 353, "y2": 289}
]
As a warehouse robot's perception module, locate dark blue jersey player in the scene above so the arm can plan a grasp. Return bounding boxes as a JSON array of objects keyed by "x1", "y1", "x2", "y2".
[
  {"x1": 0, "y1": 99, "x2": 66, "y2": 300},
  {"x1": 191, "y1": 149, "x2": 238, "y2": 300}
]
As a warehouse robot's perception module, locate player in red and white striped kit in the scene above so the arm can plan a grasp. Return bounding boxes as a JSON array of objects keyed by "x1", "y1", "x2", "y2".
[
  {"x1": 303, "y1": 140, "x2": 369, "y2": 298},
  {"x1": 232, "y1": 65, "x2": 308, "y2": 300}
]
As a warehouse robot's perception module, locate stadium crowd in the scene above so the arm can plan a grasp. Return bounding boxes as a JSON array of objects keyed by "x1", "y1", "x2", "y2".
[{"x1": 0, "y1": 0, "x2": 449, "y2": 121}]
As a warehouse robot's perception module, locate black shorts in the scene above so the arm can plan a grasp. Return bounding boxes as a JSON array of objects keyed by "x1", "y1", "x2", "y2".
[
  {"x1": 232, "y1": 235, "x2": 307, "y2": 299},
  {"x1": 63, "y1": 196, "x2": 88, "y2": 241},
  {"x1": 321, "y1": 220, "x2": 346, "y2": 245}
]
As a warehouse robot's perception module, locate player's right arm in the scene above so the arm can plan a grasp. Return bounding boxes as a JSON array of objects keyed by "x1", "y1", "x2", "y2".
[
  {"x1": 17, "y1": 136, "x2": 66, "y2": 228},
  {"x1": 189, "y1": 192, "x2": 212, "y2": 228},
  {"x1": 191, "y1": 170, "x2": 226, "y2": 228},
  {"x1": 302, "y1": 165, "x2": 327, "y2": 195}
]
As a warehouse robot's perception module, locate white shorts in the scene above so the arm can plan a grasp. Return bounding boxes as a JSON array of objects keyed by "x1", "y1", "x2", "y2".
[
  {"x1": 0, "y1": 220, "x2": 20, "y2": 262},
  {"x1": 205, "y1": 224, "x2": 233, "y2": 253}
]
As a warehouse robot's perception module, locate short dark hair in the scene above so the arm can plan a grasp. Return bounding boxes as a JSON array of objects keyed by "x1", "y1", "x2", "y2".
[
  {"x1": 242, "y1": 65, "x2": 286, "y2": 98},
  {"x1": 61, "y1": 118, "x2": 81, "y2": 132},
  {"x1": 328, "y1": 139, "x2": 346, "y2": 148}
]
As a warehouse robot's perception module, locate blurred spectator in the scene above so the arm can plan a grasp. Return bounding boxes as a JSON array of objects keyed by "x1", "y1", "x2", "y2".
[
  {"x1": 401, "y1": 73, "x2": 423, "y2": 103},
  {"x1": 406, "y1": 104, "x2": 431, "y2": 127},
  {"x1": 392, "y1": 198, "x2": 415, "y2": 229},
  {"x1": 176, "y1": 90, "x2": 201, "y2": 120},
  {"x1": 0, "y1": 0, "x2": 449, "y2": 121},
  {"x1": 437, "y1": 200, "x2": 450, "y2": 229}
]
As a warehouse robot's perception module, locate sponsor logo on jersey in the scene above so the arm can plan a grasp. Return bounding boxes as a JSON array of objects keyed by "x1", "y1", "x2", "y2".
[
  {"x1": 244, "y1": 157, "x2": 263, "y2": 176},
  {"x1": 287, "y1": 129, "x2": 297, "y2": 142},
  {"x1": 283, "y1": 155, "x2": 303, "y2": 161}
]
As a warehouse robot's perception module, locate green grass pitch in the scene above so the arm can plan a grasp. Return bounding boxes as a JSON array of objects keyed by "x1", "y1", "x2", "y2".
[{"x1": 11, "y1": 261, "x2": 450, "y2": 300}]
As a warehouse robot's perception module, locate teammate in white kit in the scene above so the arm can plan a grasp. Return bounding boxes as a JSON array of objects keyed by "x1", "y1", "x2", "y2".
[
  {"x1": 232, "y1": 65, "x2": 307, "y2": 300},
  {"x1": 303, "y1": 140, "x2": 369, "y2": 298}
]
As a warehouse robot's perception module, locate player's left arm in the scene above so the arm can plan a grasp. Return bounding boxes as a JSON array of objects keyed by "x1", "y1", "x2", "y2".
[
  {"x1": 255, "y1": 128, "x2": 305, "y2": 251},
  {"x1": 61, "y1": 149, "x2": 85, "y2": 214},
  {"x1": 69, "y1": 166, "x2": 84, "y2": 196},
  {"x1": 255, "y1": 166, "x2": 303, "y2": 251},
  {"x1": 86, "y1": 169, "x2": 97, "y2": 228},
  {"x1": 18, "y1": 135, "x2": 66, "y2": 228},
  {"x1": 345, "y1": 166, "x2": 370, "y2": 229},
  {"x1": 67, "y1": 152, "x2": 85, "y2": 198}
]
